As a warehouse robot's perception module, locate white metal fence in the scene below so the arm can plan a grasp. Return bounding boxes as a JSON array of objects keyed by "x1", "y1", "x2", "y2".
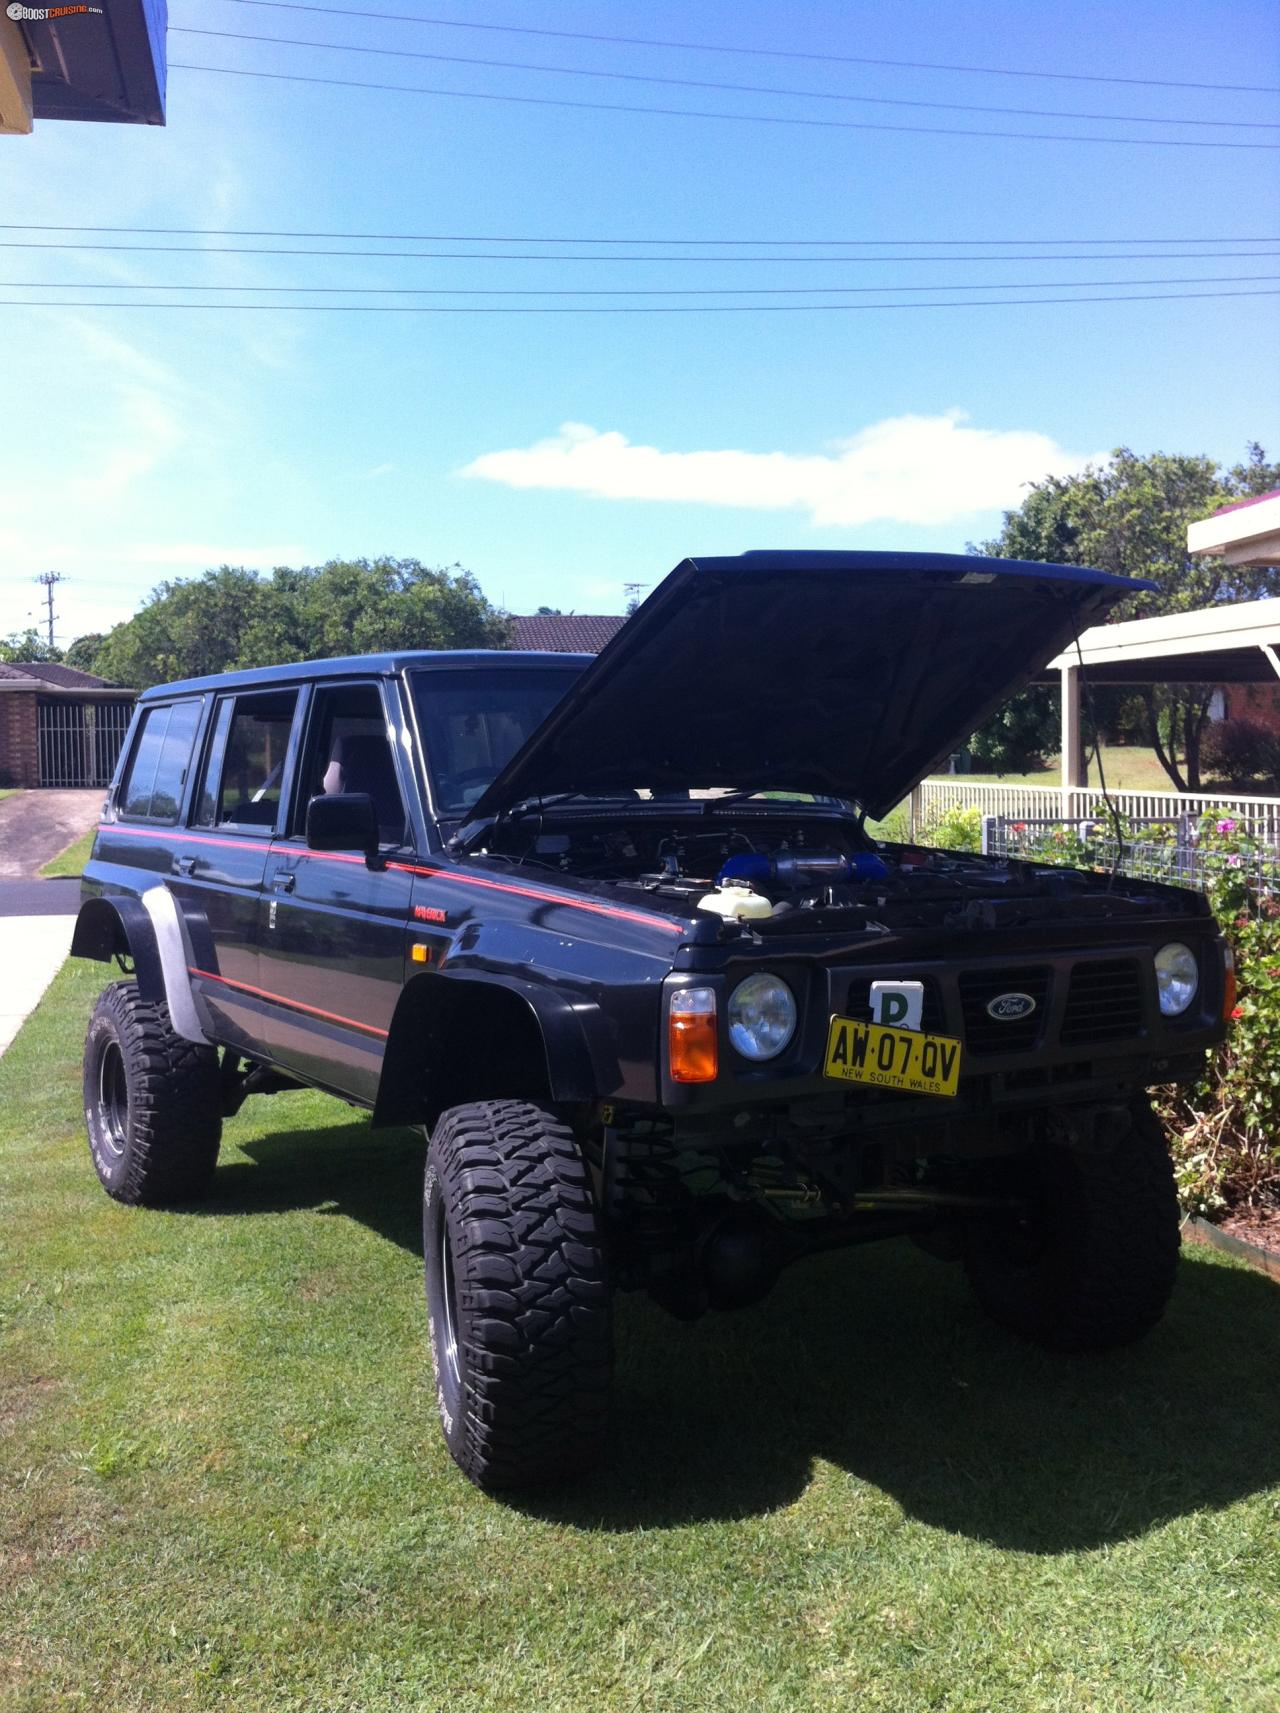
[
  {"x1": 37, "y1": 700, "x2": 133, "y2": 788},
  {"x1": 909, "y1": 777, "x2": 1280, "y2": 844}
]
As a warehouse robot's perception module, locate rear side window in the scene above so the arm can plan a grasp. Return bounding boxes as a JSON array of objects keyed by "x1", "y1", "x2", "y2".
[
  {"x1": 118, "y1": 701, "x2": 202, "y2": 822},
  {"x1": 194, "y1": 689, "x2": 298, "y2": 834}
]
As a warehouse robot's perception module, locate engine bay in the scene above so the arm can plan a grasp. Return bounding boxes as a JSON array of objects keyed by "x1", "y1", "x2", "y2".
[{"x1": 472, "y1": 809, "x2": 1191, "y2": 932}]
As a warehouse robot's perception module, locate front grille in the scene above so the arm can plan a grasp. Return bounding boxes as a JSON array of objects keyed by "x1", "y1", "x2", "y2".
[
  {"x1": 958, "y1": 966, "x2": 1051, "y2": 1054},
  {"x1": 1061, "y1": 958, "x2": 1145, "y2": 1045},
  {"x1": 844, "y1": 974, "x2": 946, "y2": 1034}
]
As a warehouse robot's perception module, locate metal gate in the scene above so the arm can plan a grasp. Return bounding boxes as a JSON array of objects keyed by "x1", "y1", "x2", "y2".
[{"x1": 37, "y1": 699, "x2": 134, "y2": 788}]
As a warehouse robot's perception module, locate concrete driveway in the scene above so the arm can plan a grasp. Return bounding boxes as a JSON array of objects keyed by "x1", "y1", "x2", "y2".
[
  {"x1": 0, "y1": 912, "x2": 78, "y2": 1055},
  {"x1": 0, "y1": 791, "x2": 100, "y2": 1055},
  {"x1": 0, "y1": 789, "x2": 103, "y2": 878}
]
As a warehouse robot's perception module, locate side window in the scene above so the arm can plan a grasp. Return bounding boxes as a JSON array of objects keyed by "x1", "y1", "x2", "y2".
[
  {"x1": 118, "y1": 701, "x2": 202, "y2": 823},
  {"x1": 194, "y1": 689, "x2": 298, "y2": 836},
  {"x1": 297, "y1": 681, "x2": 409, "y2": 847}
]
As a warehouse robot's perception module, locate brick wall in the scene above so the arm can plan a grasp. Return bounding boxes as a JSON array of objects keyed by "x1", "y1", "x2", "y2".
[
  {"x1": 0, "y1": 692, "x2": 39, "y2": 787},
  {"x1": 1227, "y1": 683, "x2": 1280, "y2": 735}
]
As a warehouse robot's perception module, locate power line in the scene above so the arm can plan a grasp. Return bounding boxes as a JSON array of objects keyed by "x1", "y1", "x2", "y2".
[
  {"x1": 167, "y1": 62, "x2": 1280, "y2": 149},
  {"x1": 8, "y1": 241, "x2": 1278, "y2": 262},
  {"x1": 3, "y1": 224, "x2": 1275, "y2": 245},
  {"x1": 215, "y1": 1, "x2": 1280, "y2": 96},
  {"x1": 168, "y1": 27, "x2": 1280, "y2": 130},
  {"x1": 7, "y1": 274, "x2": 1279, "y2": 296},
  {"x1": 6, "y1": 287, "x2": 1279, "y2": 313}
]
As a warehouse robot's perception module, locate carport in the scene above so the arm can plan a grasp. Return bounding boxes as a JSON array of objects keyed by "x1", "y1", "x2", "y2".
[{"x1": 1046, "y1": 489, "x2": 1280, "y2": 807}]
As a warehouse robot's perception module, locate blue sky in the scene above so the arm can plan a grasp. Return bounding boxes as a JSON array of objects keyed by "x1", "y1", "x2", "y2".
[{"x1": 2, "y1": 0, "x2": 1279, "y2": 643}]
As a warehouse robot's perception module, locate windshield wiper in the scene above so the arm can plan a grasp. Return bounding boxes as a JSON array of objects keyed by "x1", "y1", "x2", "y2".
[{"x1": 504, "y1": 791, "x2": 638, "y2": 816}]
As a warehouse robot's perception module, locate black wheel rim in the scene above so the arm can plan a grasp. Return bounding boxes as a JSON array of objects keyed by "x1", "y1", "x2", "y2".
[
  {"x1": 98, "y1": 1039, "x2": 130, "y2": 1158},
  {"x1": 437, "y1": 1218, "x2": 462, "y2": 1390}
]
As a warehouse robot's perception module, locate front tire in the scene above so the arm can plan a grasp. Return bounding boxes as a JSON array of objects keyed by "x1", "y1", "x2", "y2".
[
  {"x1": 83, "y1": 982, "x2": 222, "y2": 1206},
  {"x1": 423, "y1": 1100, "x2": 612, "y2": 1490},
  {"x1": 964, "y1": 1099, "x2": 1180, "y2": 1352}
]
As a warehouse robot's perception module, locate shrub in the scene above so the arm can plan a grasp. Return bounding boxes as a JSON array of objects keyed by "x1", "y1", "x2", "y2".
[
  {"x1": 1201, "y1": 718, "x2": 1280, "y2": 783},
  {"x1": 925, "y1": 804, "x2": 983, "y2": 852},
  {"x1": 1155, "y1": 811, "x2": 1280, "y2": 1218}
]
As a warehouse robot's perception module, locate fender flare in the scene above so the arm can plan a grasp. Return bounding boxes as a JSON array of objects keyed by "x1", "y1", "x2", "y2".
[
  {"x1": 71, "y1": 890, "x2": 210, "y2": 1046},
  {"x1": 372, "y1": 968, "x2": 619, "y2": 1129}
]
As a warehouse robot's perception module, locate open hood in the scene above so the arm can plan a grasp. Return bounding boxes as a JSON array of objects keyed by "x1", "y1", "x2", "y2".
[{"x1": 466, "y1": 552, "x2": 1150, "y2": 826}]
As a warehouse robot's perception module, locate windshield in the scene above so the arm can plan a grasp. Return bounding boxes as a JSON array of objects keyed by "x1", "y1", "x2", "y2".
[{"x1": 411, "y1": 665, "x2": 587, "y2": 818}]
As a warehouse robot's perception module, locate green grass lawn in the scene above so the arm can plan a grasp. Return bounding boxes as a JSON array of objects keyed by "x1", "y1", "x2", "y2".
[
  {"x1": 3, "y1": 962, "x2": 1279, "y2": 1711},
  {"x1": 957, "y1": 746, "x2": 1182, "y2": 792},
  {"x1": 38, "y1": 830, "x2": 96, "y2": 879}
]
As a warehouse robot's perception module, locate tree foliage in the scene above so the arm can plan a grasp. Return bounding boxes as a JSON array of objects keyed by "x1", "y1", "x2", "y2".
[
  {"x1": 64, "y1": 634, "x2": 106, "y2": 672},
  {"x1": 92, "y1": 559, "x2": 512, "y2": 689},
  {"x1": 966, "y1": 685, "x2": 1059, "y2": 774},
  {"x1": 974, "y1": 444, "x2": 1280, "y2": 789},
  {"x1": 0, "y1": 628, "x2": 62, "y2": 664}
]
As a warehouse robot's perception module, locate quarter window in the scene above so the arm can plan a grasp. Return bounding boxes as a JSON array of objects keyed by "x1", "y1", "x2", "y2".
[{"x1": 118, "y1": 701, "x2": 202, "y2": 822}]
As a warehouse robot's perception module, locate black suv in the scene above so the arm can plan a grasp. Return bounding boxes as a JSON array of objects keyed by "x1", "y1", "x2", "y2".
[{"x1": 72, "y1": 552, "x2": 1229, "y2": 1490}]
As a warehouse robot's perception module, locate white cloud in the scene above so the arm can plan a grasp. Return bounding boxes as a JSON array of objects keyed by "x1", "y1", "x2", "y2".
[{"x1": 460, "y1": 413, "x2": 1095, "y2": 528}]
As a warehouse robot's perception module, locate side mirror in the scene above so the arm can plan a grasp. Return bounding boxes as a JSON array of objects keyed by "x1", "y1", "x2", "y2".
[{"x1": 306, "y1": 792, "x2": 379, "y2": 863}]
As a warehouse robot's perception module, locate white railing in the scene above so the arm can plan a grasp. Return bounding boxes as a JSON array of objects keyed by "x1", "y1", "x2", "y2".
[{"x1": 909, "y1": 777, "x2": 1280, "y2": 843}]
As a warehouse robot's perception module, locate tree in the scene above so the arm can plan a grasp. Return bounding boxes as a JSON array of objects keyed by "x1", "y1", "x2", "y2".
[
  {"x1": 975, "y1": 444, "x2": 1280, "y2": 791},
  {"x1": 967, "y1": 686, "x2": 1059, "y2": 774},
  {"x1": 64, "y1": 633, "x2": 106, "y2": 673},
  {"x1": 93, "y1": 559, "x2": 512, "y2": 690},
  {"x1": 0, "y1": 628, "x2": 62, "y2": 664}
]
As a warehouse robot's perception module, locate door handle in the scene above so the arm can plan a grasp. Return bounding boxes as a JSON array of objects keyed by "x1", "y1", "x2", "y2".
[
  {"x1": 271, "y1": 870, "x2": 297, "y2": 893},
  {"x1": 173, "y1": 855, "x2": 197, "y2": 876}
]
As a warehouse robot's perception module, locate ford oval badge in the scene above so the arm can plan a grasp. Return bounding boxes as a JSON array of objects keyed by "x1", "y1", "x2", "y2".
[{"x1": 987, "y1": 991, "x2": 1036, "y2": 1021}]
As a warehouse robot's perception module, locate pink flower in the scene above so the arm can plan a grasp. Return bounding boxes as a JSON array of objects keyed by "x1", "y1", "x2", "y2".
[
  {"x1": 1217, "y1": 817, "x2": 1237, "y2": 834},
  {"x1": 1231, "y1": 1005, "x2": 1244, "y2": 1021}
]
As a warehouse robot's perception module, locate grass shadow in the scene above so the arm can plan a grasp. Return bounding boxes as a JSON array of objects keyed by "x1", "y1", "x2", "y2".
[{"x1": 204, "y1": 1115, "x2": 1280, "y2": 1552}]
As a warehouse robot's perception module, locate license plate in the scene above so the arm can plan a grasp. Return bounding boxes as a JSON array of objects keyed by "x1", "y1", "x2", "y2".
[{"x1": 823, "y1": 1015, "x2": 962, "y2": 1099}]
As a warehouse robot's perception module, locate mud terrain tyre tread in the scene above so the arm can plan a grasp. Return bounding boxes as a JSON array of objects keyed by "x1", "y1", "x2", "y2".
[
  {"x1": 424, "y1": 1099, "x2": 611, "y2": 1490},
  {"x1": 964, "y1": 1099, "x2": 1180, "y2": 1352},
  {"x1": 84, "y1": 981, "x2": 222, "y2": 1206}
]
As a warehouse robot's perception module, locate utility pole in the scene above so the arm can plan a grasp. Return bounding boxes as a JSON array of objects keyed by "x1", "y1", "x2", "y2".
[{"x1": 35, "y1": 571, "x2": 65, "y2": 650}]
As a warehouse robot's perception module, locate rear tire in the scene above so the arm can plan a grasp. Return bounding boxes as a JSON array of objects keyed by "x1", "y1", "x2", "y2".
[
  {"x1": 83, "y1": 982, "x2": 222, "y2": 1206},
  {"x1": 423, "y1": 1100, "x2": 612, "y2": 1490},
  {"x1": 963, "y1": 1098, "x2": 1180, "y2": 1352}
]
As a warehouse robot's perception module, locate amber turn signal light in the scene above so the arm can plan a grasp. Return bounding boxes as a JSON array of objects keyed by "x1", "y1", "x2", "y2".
[
  {"x1": 669, "y1": 987, "x2": 718, "y2": 1083},
  {"x1": 1223, "y1": 944, "x2": 1237, "y2": 1023}
]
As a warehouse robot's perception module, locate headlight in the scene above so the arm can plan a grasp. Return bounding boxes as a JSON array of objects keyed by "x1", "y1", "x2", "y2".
[
  {"x1": 727, "y1": 973, "x2": 797, "y2": 1060},
  {"x1": 1155, "y1": 942, "x2": 1199, "y2": 1017}
]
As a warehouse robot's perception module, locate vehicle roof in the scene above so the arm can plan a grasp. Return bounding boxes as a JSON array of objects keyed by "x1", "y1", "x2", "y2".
[{"x1": 138, "y1": 649, "x2": 593, "y2": 703}]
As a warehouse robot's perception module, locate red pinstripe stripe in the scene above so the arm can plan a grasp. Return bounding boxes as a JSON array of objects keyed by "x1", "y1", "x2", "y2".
[
  {"x1": 189, "y1": 966, "x2": 389, "y2": 1038},
  {"x1": 387, "y1": 860, "x2": 685, "y2": 933},
  {"x1": 107, "y1": 822, "x2": 685, "y2": 935}
]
